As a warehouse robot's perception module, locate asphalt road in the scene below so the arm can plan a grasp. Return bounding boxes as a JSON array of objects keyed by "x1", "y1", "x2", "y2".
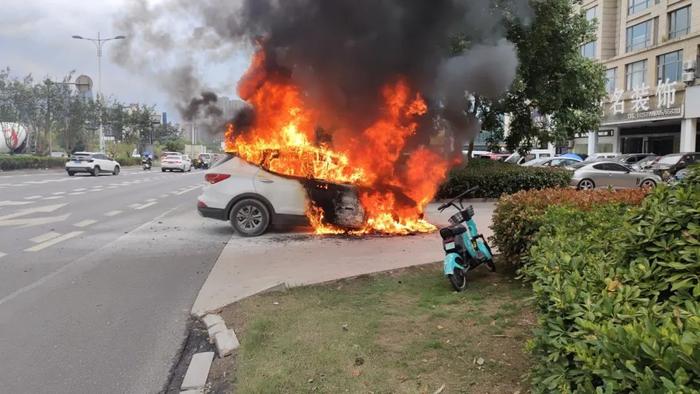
[{"x1": 0, "y1": 167, "x2": 232, "y2": 393}]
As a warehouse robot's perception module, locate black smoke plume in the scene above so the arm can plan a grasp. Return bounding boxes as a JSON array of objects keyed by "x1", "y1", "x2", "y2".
[{"x1": 114, "y1": 0, "x2": 531, "y2": 146}]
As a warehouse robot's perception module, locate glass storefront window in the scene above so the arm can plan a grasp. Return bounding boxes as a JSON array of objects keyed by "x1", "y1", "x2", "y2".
[
  {"x1": 657, "y1": 50, "x2": 683, "y2": 82},
  {"x1": 626, "y1": 60, "x2": 647, "y2": 90},
  {"x1": 628, "y1": 0, "x2": 652, "y2": 15},
  {"x1": 669, "y1": 6, "x2": 691, "y2": 39},
  {"x1": 606, "y1": 68, "x2": 617, "y2": 94},
  {"x1": 626, "y1": 19, "x2": 653, "y2": 52},
  {"x1": 581, "y1": 41, "x2": 597, "y2": 59}
]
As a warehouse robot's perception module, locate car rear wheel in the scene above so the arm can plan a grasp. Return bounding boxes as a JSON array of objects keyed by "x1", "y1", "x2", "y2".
[
  {"x1": 577, "y1": 179, "x2": 595, "y2": 190},
  {"x1": 230, "y1": 199, "x2": 270, "y2": 237},
  {"x1": 67, "y1": 171, "x2": 74, "y2": 177},
  {"x1": 112, "y1": 166, "x2": 120, "y2": 176},
  {"x1": 640, "y1": 179, "x2": 656, "y2": 189},
  {"x1": 162, "y1": 168, "x2": 166, "y2": 172},
  {"x1": 92, "y1": 166, "x2": 100, "y2": 176}
]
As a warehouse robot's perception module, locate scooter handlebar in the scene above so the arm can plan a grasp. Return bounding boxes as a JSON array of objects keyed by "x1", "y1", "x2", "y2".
[{"x1": 437, "y1": 186, "x2": 479, "y2": 211}]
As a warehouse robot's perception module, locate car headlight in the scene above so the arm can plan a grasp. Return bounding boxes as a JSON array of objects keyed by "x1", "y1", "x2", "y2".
[{"x1": 662, "y1": 171, "x2": 671, "y2": 181}]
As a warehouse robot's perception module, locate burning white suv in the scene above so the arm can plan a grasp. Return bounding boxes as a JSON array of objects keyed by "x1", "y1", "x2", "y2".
[{"x1": 197, "y1": 154, "x2": 364, "y2": 236}]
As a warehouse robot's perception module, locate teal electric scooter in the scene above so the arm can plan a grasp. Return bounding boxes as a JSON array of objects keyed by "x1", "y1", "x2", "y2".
[{"x1": 437, "y1": 186, "x2": 495, "y2": 291}]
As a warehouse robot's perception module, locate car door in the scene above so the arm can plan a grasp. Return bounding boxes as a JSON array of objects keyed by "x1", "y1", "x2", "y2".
[
  {"x1": 253, "y1": 168, "x2": 308, "y2": 215},
  {"x1": 95, "y1": 154, "x2": 114, "y2": 172},
  {"x1": 605, "y1": 163, "x2": 636, "y2": 188}
]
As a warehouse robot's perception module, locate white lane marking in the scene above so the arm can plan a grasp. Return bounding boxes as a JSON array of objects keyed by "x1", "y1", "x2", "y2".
[
  {"x1": 146, "y1": 198, "x2": 157, "y2": 202},
  {"x1": 68, "y1": 192, "x2": 85, "y2": 196},
  {"x1": 24, "y1": 231, "x2": 83, "y2": 252},
  {"x1": 74, "y1": 219, "x2": 98, "y2": 228},
  {"x1": 30, "y1": 231, "x2": 62, "y2": 244},
  {"x1": 0, "y1": 252, "x2": 6, "y2": 259},
  {"x1": 24, "y1": 195, "x2": 43, "y2": 200},
  {"x1": 0, "y1": 203, "x2": 67, "y2": 221},
  {"x1": 159, "y1": 194, "x2": 169, "y2": 198},
  {"x1": 173, "y1": 185, "x2": 201, "y2": 195},
  {"x1": 52, "y1": 192, "x2": 66, "y2": 195},
  {"x1": 0, "y1": 207, "x2": 177, "y2": 307},
  {"x1": 42, "y1": 196, "x2": 64, "y2": 200},
  {"x1": 128, "y1": 203, "x2": 141, "y2": 209},
  {"x1": 104, "y1": 210, "x2": 122, "y2": 217},
  {"x1": 0, "y1": 214, "x2": 71, "y2": 228},
  {"x1": 134, "y1": 202, "x2": 157, "y2": 210},
  {"x1": 0, "y1": 200, "x2": 34, "y2": 207},
  {"x1": 73, "y1": 188, "x2": 87, "y2": 192}
]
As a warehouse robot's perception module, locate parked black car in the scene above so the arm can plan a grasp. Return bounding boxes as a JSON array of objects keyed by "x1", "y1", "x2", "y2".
[{"x1": 650, "y1": 152, "x2": 700, "y2": 179}]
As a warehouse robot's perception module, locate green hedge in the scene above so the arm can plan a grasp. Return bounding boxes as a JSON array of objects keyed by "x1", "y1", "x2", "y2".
[
  {"x1": 521, "y1": 170, "x2": 700, "y2": 392},
  {"x1": 0, "y1": 154, "x2": 67, "y2": 171},
  {"x1": 114, "y1": 157, "x2": 143, "y2": 166},
  {"x1": 491, "y1": 188, "x2": 648, "y2": 266},
  {"x1": 436, "y1": 159, "x2": 571, "y2": 199},
  {"x1": 0, "y1": 154, "x2": 144, "y2": 171}
]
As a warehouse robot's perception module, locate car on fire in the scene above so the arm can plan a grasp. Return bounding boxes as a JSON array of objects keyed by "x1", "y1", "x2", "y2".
[{"x1": 197, "y1": 154, "x2": 365, "y2": 236}]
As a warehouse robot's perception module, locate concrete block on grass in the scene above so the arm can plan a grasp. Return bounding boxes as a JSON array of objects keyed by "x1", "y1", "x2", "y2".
[
  {"x1": 214, "y1": 329, "x2": 239, "y2": 357},
  {"x1": 201, "y1": 314, "x2": 224, "y2": 329},
  {"x1": 181, "y1": 351, "x2": 214, "y2": 391},
  {"x1": 180, "y1": 390, "x2": 203, "y2": 394},
  {"x1": 207, "y1": 322, "x2": 227, "y2": 338}
]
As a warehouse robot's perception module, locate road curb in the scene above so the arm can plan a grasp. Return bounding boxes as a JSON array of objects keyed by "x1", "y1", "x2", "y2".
[
  {"x1": 201, "y1": 313, "x2": 240, "y2": 357},
  {"x1": 180, "y1": 351, "x2": 214, "y2": 392}
]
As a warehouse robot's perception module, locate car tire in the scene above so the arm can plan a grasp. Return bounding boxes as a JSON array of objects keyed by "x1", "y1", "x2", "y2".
[
  {"x1": 112, "y1": 166, "x2": 120, "y2": 176},
  {"x1": 640, "y1": 179, "x2": 656, "y2": 189},
  {"x1": 230, "y1": 198, "x2": 270, "y2": 237},
  {"x1": 67, "y1": 171, "x2": 74, "y2": 177},
  {"x1": 92, "y1": 166, "x2": 100, "y2": 176},
  {"x1": 577, "y1": 179, "x2": 595, "y2": 190}
]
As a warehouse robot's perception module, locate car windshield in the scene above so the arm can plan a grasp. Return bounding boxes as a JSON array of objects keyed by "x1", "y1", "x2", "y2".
[{"x1": 657, "y1": 155, "x2": 682, "y2": 166}]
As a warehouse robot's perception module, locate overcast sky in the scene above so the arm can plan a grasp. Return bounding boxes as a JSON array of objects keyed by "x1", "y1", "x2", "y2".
[{"x1": 0, "y1": 0, "x2": 250, "y2": 123}]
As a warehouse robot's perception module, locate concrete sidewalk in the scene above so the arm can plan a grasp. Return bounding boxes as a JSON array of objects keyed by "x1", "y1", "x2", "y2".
[{"x1": 191, "y1": 201, "x2": 496, "y2": 316}]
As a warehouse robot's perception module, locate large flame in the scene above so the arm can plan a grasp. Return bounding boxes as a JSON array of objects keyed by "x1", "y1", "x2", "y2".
[{"x1": 225, "y1": 49, "x2": 449, "y2": 235}]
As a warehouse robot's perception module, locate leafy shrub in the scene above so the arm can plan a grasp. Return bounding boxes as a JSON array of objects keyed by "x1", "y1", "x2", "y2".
[
  {"x1": 491, "y1": 187, "x2": 648, "y2": 265},
  {"x1": 114, "y1": 157, "x2": 142, "y2": 166},
  {"x1": 522, "y1": 172, "x2": 700, "y2": 393},
  {"x1": 0, "y1": 154, "x2": 67, "y2": 171},
  {"x1": 436, "y1": 159, "x2": 571, "y2": 199}
]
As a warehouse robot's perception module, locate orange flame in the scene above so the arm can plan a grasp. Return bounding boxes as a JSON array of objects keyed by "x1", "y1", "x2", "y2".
[{"x1": 225, "y1": 49, "x2": 449, "y2": 235}]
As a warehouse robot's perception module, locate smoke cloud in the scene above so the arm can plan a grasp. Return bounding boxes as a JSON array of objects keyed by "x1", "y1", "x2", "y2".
[{"x1": 113, "y1": 0, "x2": 531, "y2": 145}]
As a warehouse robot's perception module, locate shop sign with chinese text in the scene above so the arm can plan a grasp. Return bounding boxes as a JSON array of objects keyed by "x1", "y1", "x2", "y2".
[{"x1": 601, "y1": 79, "x2": 684, "y2": 125}]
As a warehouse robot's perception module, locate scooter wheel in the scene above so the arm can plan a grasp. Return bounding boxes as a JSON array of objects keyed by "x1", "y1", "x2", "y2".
[
  {"x1": 448, "y1": 268, "x2": 467, "y2": 292},
  {"x1": 485, "y1": 259, "x2": 496, "y2": 272}
]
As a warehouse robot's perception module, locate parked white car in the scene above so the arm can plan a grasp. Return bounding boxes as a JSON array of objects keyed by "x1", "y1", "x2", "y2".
[
  {"x1": 65, "y1": 152, "x2": 120, "y2": 176},
  {"x1": 197, "y1": 154, "x2": 365, "y2": 236},
  {"x1": 584, "y1": 152, "x2": 621, "y2": 161},
  {"x1": 161, "y1": 154, "x2": 192, "y2": 172},
  {"x1": 504, "y1": 149, "x2": 554, "y2": 165}
]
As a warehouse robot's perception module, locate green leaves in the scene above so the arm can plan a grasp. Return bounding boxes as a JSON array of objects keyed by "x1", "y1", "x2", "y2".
[{"x1": 523, "y1": 168, "x2": 700, "y2": 392}]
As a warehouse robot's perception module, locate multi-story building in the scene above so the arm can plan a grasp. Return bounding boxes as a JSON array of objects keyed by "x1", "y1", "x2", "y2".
[{"x1": 573, "y1": 0, "x2": 700, "y2": 155}]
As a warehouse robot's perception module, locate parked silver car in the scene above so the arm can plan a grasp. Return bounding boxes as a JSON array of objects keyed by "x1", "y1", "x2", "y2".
[{"x1": 569, "y1": 160, "x2": 662, "y2": 190}]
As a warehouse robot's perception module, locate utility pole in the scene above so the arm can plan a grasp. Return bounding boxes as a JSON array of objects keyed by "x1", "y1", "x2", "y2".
[{"x1": 71, "y1": 33, "x2": 126, "y2": 152}]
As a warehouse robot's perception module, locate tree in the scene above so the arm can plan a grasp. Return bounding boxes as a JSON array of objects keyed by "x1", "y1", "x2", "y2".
[
  {"x1": 448, "y1": 0, "x2": 606, "y2": 156},
  {"x1": 163, "y1": 138, "x2": 185, "y2": 152},
  {"x1": 503, "y1": 0, "x2": 606, "y2": 153}
]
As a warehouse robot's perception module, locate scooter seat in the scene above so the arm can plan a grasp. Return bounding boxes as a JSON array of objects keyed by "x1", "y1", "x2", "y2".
[{"x1": 439, "y1": 225, "x2": 467, "y2": 239}]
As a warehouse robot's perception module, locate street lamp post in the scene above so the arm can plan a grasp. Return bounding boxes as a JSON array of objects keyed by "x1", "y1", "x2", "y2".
[{"x1": 71, "y1": 33, "x2": 125, "y2": 152}]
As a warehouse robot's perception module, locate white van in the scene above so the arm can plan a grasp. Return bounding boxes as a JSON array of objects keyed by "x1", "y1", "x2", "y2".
[{"x1": 504, "y1": 149, "x2": 555, "y2": 165}]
